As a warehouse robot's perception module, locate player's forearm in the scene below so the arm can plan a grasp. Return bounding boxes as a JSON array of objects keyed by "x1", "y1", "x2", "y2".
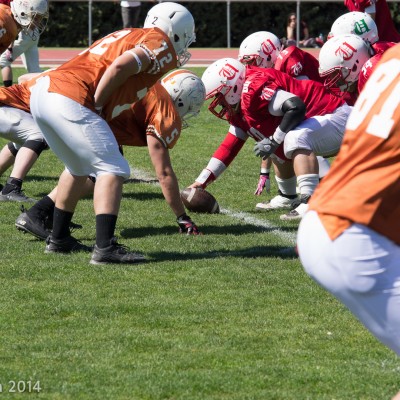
[{"x1": 158, "y1": 172, "x2": 186, "y2": 217}]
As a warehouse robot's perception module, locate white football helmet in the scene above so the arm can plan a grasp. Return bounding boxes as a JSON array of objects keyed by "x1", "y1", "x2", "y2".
[
  {"x1": 318, "y1": 34, "x2": 370, "y2": 92},
  {"x1": 238, "y1": 31, "x2": 283, "y2": 68},
  {"x1": 143, "y1": 2, "x2": 195, "y2": 67},
  {"x1": 161, "y1": 69, "x2": 206, "y2": 128},
  {"x1": 329, "y1": 11, "x2": 379, "y2": 46},
  {"x1": 11, "y1": 0, "x2": 49, "y2": 40},
  {"x1": 201, "y1": 58, "x2": 245, "y2": 120},
  {"x1": 329, "y1": 12, "x2": 378, "y2": 45}
]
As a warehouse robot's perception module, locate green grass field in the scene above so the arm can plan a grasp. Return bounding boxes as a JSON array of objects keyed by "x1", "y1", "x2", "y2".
[{"x1": 0, "y1": 68, "x2": 398, "y2": 399}]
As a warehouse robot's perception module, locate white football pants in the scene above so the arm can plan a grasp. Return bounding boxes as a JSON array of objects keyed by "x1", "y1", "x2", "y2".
[
  {"x1": 30, "y1": 75, "x2": 130, "y2": 178},
  {"x1": 284, "y1": 104, "x2": 352, "y2": 159},
  {"x1": 0, "y1": 105, "x2": 44, "y2": 148},
  {"x1": 297, "y1": 210, "x2": 400, "y2": 355}
]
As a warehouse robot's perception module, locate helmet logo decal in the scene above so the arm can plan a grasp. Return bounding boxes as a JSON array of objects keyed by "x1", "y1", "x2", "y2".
[
  {"x1": 354, "y1": 19, "x2": 371, "y2": 36},
  {"x1": 261, "y1": 39, "x2": 277, "y2": 56},
  {"x1": 219, "y1": 63, "x2": 240, "y2": 81},
  {"x1": 335, "y1": 42, "x2": 357, "y2": 61}
]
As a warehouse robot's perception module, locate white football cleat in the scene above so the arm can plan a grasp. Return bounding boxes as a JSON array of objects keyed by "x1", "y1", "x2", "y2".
[
  {"x1": 280, "y1": 202, "x2": 309, "y2": 221},
  {"x1": 256, "y1": 194, "x2": 298, "y2": 211}
]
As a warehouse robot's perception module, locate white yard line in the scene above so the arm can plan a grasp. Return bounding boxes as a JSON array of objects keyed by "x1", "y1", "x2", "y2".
[
  {"x1": 129, "y1": 167, "x2": 298, "y2": 250},
  {"x1": 219, "y1": 208, "x2": 297, "y2": 246}
]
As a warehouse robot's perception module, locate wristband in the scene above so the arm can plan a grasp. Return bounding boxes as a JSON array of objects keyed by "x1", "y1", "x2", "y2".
[
  {"x1": 129, "y1": 50, "x2": 142, "y2": 73},
  {"x1": 272, "y1": 127, "x2": 286, "y2": 144},
  {"x1": 177, "y1": 213, "x2": 189, "y2": 221},
  {"x1": 195, "y1": 168, "x2": 216, "y2": 188}
]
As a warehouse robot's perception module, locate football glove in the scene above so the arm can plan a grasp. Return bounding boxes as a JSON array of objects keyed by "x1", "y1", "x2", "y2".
[
  {"x1": 177, "y1": 213, "x2": 202, "y2": 235},
  {"x1": 5, "y1": 48, "x2": 13, "y2": 62},
  {"x1": 254, "y1": 173, "x2": 270, "y2": 195},
  {"x1": 254, "y1": 136, "x2": 280, "y2": 159}
]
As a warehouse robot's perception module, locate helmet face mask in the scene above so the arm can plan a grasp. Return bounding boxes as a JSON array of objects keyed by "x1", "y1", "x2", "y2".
[
  {"x1": 11, "y1": 0, "x2": 49, "y2": 40},
  {"x1": 238, "y1": 31, "x2": 282, "y2": 68},
  {"x1": 144, "y1": 2, "x2": 195, "y2": 67},
  {"x1": 318, "y1": 34, "x2": 370, "y2": 92},
  {"x1": 161, "y1": 69, "x2": 206, "y2": 128},
  {"x1": 201, "y1": 58, "x2": 245, "y2": 120}
]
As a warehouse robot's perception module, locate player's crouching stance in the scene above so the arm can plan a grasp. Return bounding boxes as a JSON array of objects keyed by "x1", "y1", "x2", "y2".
[
  {"x1": 27, "y1": 2, "x2": 198, "y2": 264},
  {"x1": 297, "y1": 45, "x2": 400, "y2": 367},
  {"x1": 17, "y1": 69, "x2": 206, "y2": 263}
]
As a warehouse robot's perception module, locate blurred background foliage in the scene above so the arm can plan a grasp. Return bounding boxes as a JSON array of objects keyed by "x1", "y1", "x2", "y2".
[{"x1": 42, "y1": 1, "x2": 400, "y2": 48}]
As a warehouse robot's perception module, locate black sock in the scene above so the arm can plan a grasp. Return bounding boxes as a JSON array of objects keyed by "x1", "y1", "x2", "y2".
[
  {"x1": 51, "y1": 207, "x2": 73, "y2": 240},
  {"x1": 2, "y1": 177, "x2": 22, "y2": 194},
  {"x1": 28, "y1": 196, "x2": 55, "y2": 219},
  {"x1": 3, "y1": 80, "x2": 12, "y2": 87},
  {"x1": 96, "y1": 214, "x2": 117, "y2": 248}
]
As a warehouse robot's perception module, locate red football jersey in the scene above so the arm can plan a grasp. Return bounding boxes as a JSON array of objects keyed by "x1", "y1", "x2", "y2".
[
  {"x1": 241, "y1": 67, "x2": 345, "y2": 136},
  {"x1": 275, "y1": 46, "x2": 323, "y2": 83},
  {"x1": 308, "y1": 43, "x2": 400, "y2": 245},
  {"x1": 358, "y1": 41, "x2": 396, "y2": 92}
]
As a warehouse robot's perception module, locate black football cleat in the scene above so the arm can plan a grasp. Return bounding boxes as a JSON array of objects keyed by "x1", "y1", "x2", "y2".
[
  {"x1": 0, "y1": 188, "x2": 36, "y2": 203},
  {"x1": 45, "y1": 235, "x2": 92, "y2": 254},
  {"x1": 15, "y1": 211, "x2": 50, "y2": 240},
  {"x1": 90, "y1": 237, "x2": 146, "y2": 265}
]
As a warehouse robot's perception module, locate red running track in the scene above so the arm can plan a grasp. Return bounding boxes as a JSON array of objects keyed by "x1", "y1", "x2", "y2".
[{"x1": 13, "y1": 47, "x2": 320, "y2": 68}]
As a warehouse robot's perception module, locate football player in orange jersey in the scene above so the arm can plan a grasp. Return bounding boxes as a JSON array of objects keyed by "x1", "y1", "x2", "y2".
[
  {"x1": 26, "y1": 2, "x2": 196, "y2": 263},
  {"x1": 0, "y1": 0, "x2": 49, "y2": 87},
  {"x1": 297, "y1": 43, "x2": 400, "y2": 381},
  {"x1": 16, "y1": 69, "x2": 205, "y2": 263},
  {"x1": 0, "y1": 0, "x2": 48, "y2": 54}
]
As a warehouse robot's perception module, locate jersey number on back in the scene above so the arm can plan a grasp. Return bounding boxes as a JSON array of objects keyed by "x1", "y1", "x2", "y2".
[{"x1": 346, "y1": 59, "x2": 400, "y2": 139}]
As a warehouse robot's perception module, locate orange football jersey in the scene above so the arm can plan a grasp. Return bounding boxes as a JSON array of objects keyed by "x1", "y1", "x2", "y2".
[
  {"x1": 0, "y1": 79, "x2": 31, "y2": 112},
  {"x1": 109, "y1": 81, "x2": 182, "y2": 149},
  {"x1": 46, "y1": 28, "x2": 178, "y2": 113},
  {"x1": 0, "y1": 4, "x2": 18, "y2": 54},
  {"x1": 308, "y1": 44, "x2": 400, "y2": 245}
]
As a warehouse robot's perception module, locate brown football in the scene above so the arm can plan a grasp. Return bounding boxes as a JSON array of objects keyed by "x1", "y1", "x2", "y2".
[{"x1": 180, "y1": 187, "x2": 220, "y2": 214}]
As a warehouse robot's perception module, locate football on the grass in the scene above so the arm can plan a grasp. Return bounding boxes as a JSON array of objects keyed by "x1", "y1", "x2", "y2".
[{"x1": 180, "y1": 187, "x2": 220, "y2": 214}]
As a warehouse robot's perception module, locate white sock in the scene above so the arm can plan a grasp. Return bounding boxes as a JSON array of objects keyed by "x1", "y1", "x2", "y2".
[
  {"x1": 317, "y1": 156, "x2": 330, "y2": 179},
  {"x1": 297, "y1": 174, "x2": 319, "y2": 197},
  {"x1": 275, "y1": 176, "x2": 297, "y2": 196}
]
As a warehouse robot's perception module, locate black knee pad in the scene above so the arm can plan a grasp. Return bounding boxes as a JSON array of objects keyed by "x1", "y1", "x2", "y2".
[
  {"x1": 7, "y1": 141, "x2": 18, "y2": 157},
  {"x1": 22, "y1": 139, "x2": 49, "y2": 156}
]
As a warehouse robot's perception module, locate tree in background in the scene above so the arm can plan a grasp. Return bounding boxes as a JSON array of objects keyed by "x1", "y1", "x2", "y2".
[{"x1": 40, "y1": 1, "x2": 398, "y2": 48}]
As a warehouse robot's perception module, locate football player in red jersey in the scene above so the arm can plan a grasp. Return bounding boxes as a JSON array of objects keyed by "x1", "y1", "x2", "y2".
[
  {"x1": 238, "y1": 31, "x2": 333, "y2": 212},
  {"x1": 297, "y1": 45, "x2": 400, "y2": 398},
  {"x1": 344, "y1": 0, "x2": 400, "y2": 42},
  {"x1": 328, "y1": 11, "x2": 397, "y2": 94},
  {"x1": 27, "y1": 2, "x2": 196, "y2": 263},
  {"x1": 190, "y1": 57, "x2": 352, "y2": 220}
]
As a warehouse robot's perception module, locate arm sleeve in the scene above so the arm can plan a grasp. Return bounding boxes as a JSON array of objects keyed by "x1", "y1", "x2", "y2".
[{"x1": 195, "y1": 127, "x2": 247, "y2": 187}]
